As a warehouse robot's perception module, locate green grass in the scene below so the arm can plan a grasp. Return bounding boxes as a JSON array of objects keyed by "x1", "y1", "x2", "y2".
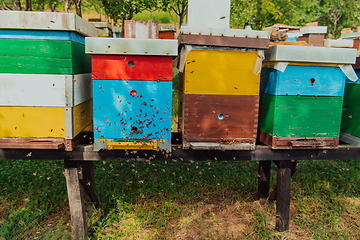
[{"x1": 0, "y1": 159, "x2": 359, "y2": 239}]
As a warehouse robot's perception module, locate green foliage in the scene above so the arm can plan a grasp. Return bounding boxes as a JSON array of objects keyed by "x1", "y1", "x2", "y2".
[
  {"x1": 230, "y1": 0, "x2": 360, "y2": 38},
  {"x1": 100, "y1": 0, "x2": 158, "y2": 23},
  {"x1": 133, "y1": 10, "x2": 174, "y2": 24}
]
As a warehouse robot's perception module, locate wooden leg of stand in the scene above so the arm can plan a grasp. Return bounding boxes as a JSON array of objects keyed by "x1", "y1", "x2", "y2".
[
  {"x1": 258, "y1": 161, "x2": 271, "y2": 205},
  {"x1": 64, "y1": 161, "x2": 87, "y2": 240},
  {"x1": 275, "y1": 160, "x2": 292, "y2": 232},
  {"x1": 80, "y1": 161, "x2": 99, "y2": 207}
]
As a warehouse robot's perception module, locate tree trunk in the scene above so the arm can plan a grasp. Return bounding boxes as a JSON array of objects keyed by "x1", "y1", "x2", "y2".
[
  {"x1": 64, "y1": 0, "x2": 70, "y2": 12},
  {"x1": 25, "y1": 0, "x2": 31, "y2": 10},
  {"x1": 2, "y1": 0, "x2": 12, "y2": 10},
  {"x1": 179, "y1": 0, "x2": 188, "y2": 27},
  {"x1": 13, "y1": 0, "x2": 21, "y2": 10},
  {"x1": 73, "y1": 0, "x2": 82, "y2": 17}
]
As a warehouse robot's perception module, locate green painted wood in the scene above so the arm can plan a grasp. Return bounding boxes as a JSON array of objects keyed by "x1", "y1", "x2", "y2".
[
  {"x1": 341, "y1": 83, "x2": 360, "y2": 137},
  {"x1": 259, "y1": 94, "x2": 343, "y2": 138},
  {"x1": 0, "y1": 39, "x2": 90, "y2": 74}
]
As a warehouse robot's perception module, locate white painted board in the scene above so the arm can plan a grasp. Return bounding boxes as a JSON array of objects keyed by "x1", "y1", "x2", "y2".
[
  {"x1": 300, "y1": 26, "x2": 327, "y2": 34},
  {"x1": 342, "y1": 32, "x2": 360, "y2": 39},
  {"x1": 264, "y1": 45, "x2": 357, "y2": 64},
  {"x1": 188, "y1": 0, "x2": 230, "y2": 28},
  {"x1": 85, "y1": 38, "x2": 178, "y2": 56},
  {"x1": 0, "y1": 73, "x2": 92, "y2": 107},
  {"x1": 324, "y1": 39, "x2": 353, "y2": 48},
  {"x1": 179, "y1": 26, "x2": 270, "y2": 39},
  {"x1": 0, "y1": 10, "x2": 98, "y2": 37}
]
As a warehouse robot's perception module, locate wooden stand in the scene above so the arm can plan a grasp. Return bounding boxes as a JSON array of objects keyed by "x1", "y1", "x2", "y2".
[
  {"x1": 64, "y1": 160, "x2": 99, "y2": 240},
  {"x1": 257, "y1": 161, "x2": 271, "y2": 205}
]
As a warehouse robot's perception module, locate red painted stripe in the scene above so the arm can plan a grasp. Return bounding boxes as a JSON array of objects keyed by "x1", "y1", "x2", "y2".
[{"x1": 91, "y1": 55, "x2": 173, "y2": 81}]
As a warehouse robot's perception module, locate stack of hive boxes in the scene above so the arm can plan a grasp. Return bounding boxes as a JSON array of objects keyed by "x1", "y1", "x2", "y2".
[
  {"x1": 86, "y1": 21, "x2": 178, "y2": 152},
  {"x1": 0, "y1": 11, "x2": 97, "y2": 151},
  {"x1": 259, "y1": 45, "x2": 357, "y2": 149},
  {"x1": 178, "y1": 0, "x2": 270, "y2": 150}
]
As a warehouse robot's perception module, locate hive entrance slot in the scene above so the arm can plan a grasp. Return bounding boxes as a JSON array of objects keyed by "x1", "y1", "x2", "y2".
[
  {"x1": 128, "y1": 61, "x2": 135, "y2": 67},
  {"x1": 310, "y1": 78, "x2": 315, "y2": 85},
  {"x1": 218, "y1": 114, "x2": 224, "y2": 120}
]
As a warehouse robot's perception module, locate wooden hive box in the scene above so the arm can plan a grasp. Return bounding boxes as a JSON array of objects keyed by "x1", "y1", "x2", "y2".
[
  {"x1": 340, "y1": 68, "x2": 360, "y2": 146},
  {"x1": 0, "y1": 11, "x2": 97, "y2": 151},
  {"x1": 259, "y1": 45, "x2": 357, "y2": 149},
  {"x1": 178, "y1": 26, "x2": 270, "y2": 150},
  {"x1": 85, "y1": 38, "x2": 178, "y2": 152}
]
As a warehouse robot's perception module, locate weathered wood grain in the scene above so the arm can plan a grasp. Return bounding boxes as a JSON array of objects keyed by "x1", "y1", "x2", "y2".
[
  {"x1": 259, "y1": 131, "x2": 339, "y2": 149},
  {"x1": 275, "y1": 160, "x2": 292, "y2": 232},
  {"x1": 64, "y1": 161, "x2": 87, "y2": 240},
  {"x1": 179, "y1": 34, "x2": 269, "y2": 49},
  {"x1": 182, "y1": 94, "x2": 259, "y2": 142},
  {"x1": 124, "y1": 20, "x2": 159, "y2": 39},
  {"x1": 91, "y1": 55, "x2": 173, "y2": 81}
]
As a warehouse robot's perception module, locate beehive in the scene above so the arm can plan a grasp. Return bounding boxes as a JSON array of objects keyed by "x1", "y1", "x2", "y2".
[
  {"x1": 0, "y1": 11, "x2": 97, "y2": 151},
  {"x1": 340, "y1": 51, "x2": 360, "y2": 145},
  {"x1": 178, "y1": 26, "x2": 270, "y2": 150},
  {"x1": 259, "y1": 45, "x2": 357, "y2": 149},
  {"x1": 85, "y1": 38, "x2": 178, "y2": 152}
]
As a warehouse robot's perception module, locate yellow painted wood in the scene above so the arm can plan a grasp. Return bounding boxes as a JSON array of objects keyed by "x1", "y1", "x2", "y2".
[
  {"x1": 183, "y1": 49, "x2": 260, "y2": 95},
  {"x1": 73, "y1": 99, "x2": 92, "y2": 137},
  {"x1": 0, "y1": 107, "x2": 65, "y2": 138}
]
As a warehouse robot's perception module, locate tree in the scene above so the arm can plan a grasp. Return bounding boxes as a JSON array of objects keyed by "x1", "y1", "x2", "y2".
[
  {"x1": 101, "y1": 0, "x2": 158, "y2": 25},
  {"x1": 160, "y1": 0, "x2": 187, "y2": 27}
]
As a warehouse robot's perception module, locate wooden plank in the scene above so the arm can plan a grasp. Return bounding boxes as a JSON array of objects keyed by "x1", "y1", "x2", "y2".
[
  {"x1": 0, "y1": 74, "x2": 67, "y2": 107},
  {"x1": 64, "y1": 161, "x2": 87, "y2": 240},
  {"x1": 182, "y1": 94, "x2": 259, "y2": 142},
  {"x1": 185, "y1": 141, "x2": 255, "y2": 150},
  {"x1": 264, "y1": 45, "x2": 357, "y2": 64},
  {"x1": 275, "y1": 160, "x2": 292, "y2": 232},
  {"x1": 179, "y1": 34, "x2": 270, "y2": 49},
  {"x1": 0, "y1": 106, "x2": 65, "y2": 138},
  {"x1": 182, "y1": 49, "x2": 260, "y2": 95},
  {"x1": 341, "y1": 83, "x2": 360, "y2": 138},
  {"x1": 259, "y1": 131, "x2": 339, "y2": 149},
  {"x1": 258, "y1": 161, "x2": 271, "y2": 205},
  {"x1": 0, "y1": 40, "x2": 91, "y2": 74},
  {"x1": 73, "y1": 100, "x2": 93, "y2": 138},
  {"x1": 91, "y1": 55, "x2": 173, "y2": 81},
  {"x1": 0, "y1": 29, "x2": 85, "y2": 45},
  {"x1": 3, "y1": 143, "x2": 360, "y2": 161},
  {"x1": 124, "y1": 20, "x2": 159, "y2": 39},
  {"x1": 0, "y1": 140, "x2": 64, "y2": 149},
  {"x1": 258, "y1": 94, "x2": 343, "y2": 138},
  {"x1": 93, "y1": 80, "x2": 172, "y2": 140},
  {"x1": 80, "y1": 161, "x2": 99, "y2": 206},
  {"x1": 260, "y1": 66, "x2": 346, "y2": 97},
  {"x1": 0, "y1": 11, "x2": 97, "y2": 37},
  {"x1": 85, "y1": 38, "x2": 178, "y2": 56},
  {"x1": 180, "y1": 26, "x2": 270, "y2": 39},
  {"x1": 73, "y1": 74, "x2": 93, "y2": 106}
]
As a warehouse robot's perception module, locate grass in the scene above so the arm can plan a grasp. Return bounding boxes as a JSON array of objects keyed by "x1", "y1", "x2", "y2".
[{"x1": 0, "y1": 159, "x2": 359, "y2": 239}]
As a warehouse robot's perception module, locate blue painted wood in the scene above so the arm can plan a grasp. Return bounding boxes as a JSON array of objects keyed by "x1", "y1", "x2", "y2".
[
  {"x1": 346, "y1": 69, "x2": 360, "y2": 84},
  {"x1": 260, "y1": 65, "x2": 346, "y2": 97},
  {"x1": 0, "y1": 29, "x2": 85, "y2": 45},
  {"x1": 93, "y1": 80, "x2": 172, "y2": 140}
]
